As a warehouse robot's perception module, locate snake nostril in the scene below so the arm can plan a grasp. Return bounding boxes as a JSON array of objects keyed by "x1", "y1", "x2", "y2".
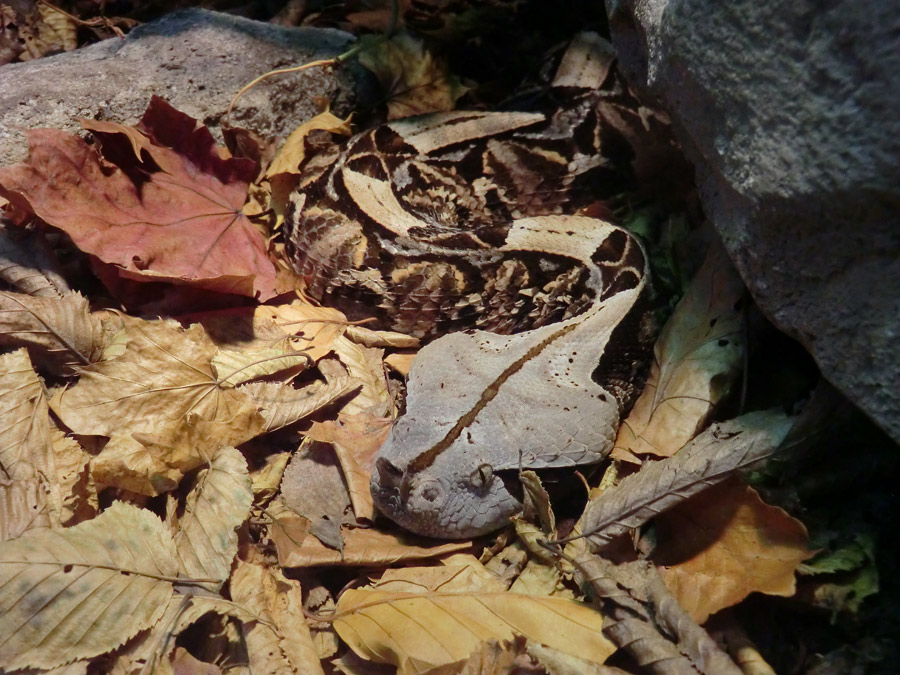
[{"x1": 422, "y1": 486, "x2": 440, "y2": 502}]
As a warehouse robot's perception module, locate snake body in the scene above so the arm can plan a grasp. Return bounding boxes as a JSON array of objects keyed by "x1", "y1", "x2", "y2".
[{"x1": 283, "y1": 33, "x2": 661, "y2": 537}]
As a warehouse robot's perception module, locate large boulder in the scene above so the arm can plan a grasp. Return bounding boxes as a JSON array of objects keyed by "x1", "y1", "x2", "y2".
[
  {"x1": 0, "y1": 9, "x2": 365, "y2": 167},
  {"x1": 607, "y1": 0, "x2": 900, "y2": 442}
]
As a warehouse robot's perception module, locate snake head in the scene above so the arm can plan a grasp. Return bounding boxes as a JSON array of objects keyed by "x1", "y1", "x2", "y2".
[{"x1": 370, "y1": 454, "x2": 523, "y2": 538}]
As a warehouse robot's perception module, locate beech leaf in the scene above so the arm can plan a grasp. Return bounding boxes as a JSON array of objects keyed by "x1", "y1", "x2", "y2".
[
  {"x1": 334, "y1": 589, "x2": 615, "y2": 674},
  {"x1": 174, "y1": 447, "x2": 252, "y2": 590},
  {"x1": 573, "y1": 411, "x2": 795, "y2": 549},
  {"x1": 0, "y1": 291, "x2": 104, "y2": 375},
  {"x1": 0, "y1": 97, "x2": 276, "y2": 300},
  {"x1": 0, "y1": 501, "x2": 177, "y2": 670},
  {"x1": 615, "y1": 243, "x2": 746, "y2": 458},
  {"x1": 231, "y1": 560, "x2": 325, "y2": 675}
]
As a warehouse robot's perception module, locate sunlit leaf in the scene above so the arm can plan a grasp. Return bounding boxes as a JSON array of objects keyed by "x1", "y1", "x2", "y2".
[{"x1": 0, "y1": 502, "x2": 177, "y2": 670}]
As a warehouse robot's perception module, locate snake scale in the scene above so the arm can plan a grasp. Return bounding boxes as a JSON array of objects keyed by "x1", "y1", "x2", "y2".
[{"x1": 283, "y1": 33, "x2": 665, "y2": 538}]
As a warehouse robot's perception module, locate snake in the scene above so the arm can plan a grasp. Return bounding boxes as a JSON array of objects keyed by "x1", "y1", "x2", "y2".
[{"x1": 283, "y1": 33, "x2": 662, "y2": 538}]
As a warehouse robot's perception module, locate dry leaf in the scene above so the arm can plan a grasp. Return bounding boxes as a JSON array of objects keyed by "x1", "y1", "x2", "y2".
[
  {"x1": 0, "y1": 348, "x2": 78, "y2": 530},
  {"x1": 240, "y1": 373, "x2": 359, "y2": 433},
  {"x1": 171, "y1": 647, "x2": 222, "y2": 674},
  {"x1": 108, "y1": 595, "x2": 253, "y2": 675},
  {"x1": 51, "y1": 318, "x2": 264, "y2": 495},
  {"x1": 0, "y1": 97, "x2": 276, "y2": 301},
  {"x1": 0, "y1": 291, "x2": 104, "y2": 375},
  {"x1": 655, "y1": 478, "x2": 813, "y2": 623},
  {"x1": 569, "y1": 553, "x2": 743, "y2": 675},
  {"x1": 0, "y1": 479, "x2": 49, "y2": 541},
  {"x1": 256, "y1": 300, "x2": 350, "y2": 362},
  {"x1": 0, "y1": 501, "x2": 177, "y2": 670},
  {"x1": 174, "y1": 447, "x2": 252, "y2": 590},
  {"x1": 212, "y1": 345, "x2": 311, "y2": 386},
  {"x1": 615, "y1": 243, "x2": 746, "y2": 458},
  {"x1": 0, "y1": 348, "x2": 52, "y2": 482},
  {"x1": 573, "y1": 411, "x2": 795, "y2": 551},
  {"x1": 332, "y1": 335, "x2": 393, "y2": 416},
  {"x1": 231, "y1": 560, "x2": 325, "y2": 675},
  {"x1": 267, "y1": 111, "x2": 353, "y2": 178},
  {"x1": 358, "y1": 33, "x2": 469, "y2": 120},
  {"x1": 344, "y1": 324, "x2": 420, "y2": 349},
  {"x1": 271, "y1": 510, "x2": 469, "y2": 567},
  {"x1": 306, "y1": 413, "x2": 393, "y2": 522},
  {"x1": 334, "y1": 589, "x2": 615, "y2": 673},
  {"x1": 281, "y1": 441, "x2": 351, "y2": 551},
  {"x1": 0, "y1": 219, "x2": 70, "y2": 296},
  {"x1": 372, "y1": 555, "x2": 507, "y2": 595}
]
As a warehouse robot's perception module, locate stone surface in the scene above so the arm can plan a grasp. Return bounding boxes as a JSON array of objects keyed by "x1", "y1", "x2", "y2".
[
  {"x1": 0, "y1": 8, "x2": 366, "y2": 167},
  {"x1": 607, "y1": 0, "x2": 900, "y2": 442}
]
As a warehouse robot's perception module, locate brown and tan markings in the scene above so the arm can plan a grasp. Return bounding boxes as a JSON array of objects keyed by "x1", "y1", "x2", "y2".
[{"x1": 283, "y1": 33, "x2": 664, "y2": 537}]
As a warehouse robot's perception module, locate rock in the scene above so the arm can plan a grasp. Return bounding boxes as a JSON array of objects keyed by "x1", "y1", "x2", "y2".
[
  {"x1": 607, "y1": 0, "x2": 900, "y2": 442},
  {"x1": 0, "y1": 8, "x2": 368, "y2": 167}
]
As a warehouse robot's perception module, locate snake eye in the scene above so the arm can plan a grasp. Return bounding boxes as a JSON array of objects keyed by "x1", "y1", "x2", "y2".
[{"x1": 470, "y1": 463, "x2": 493, "y2": 490}]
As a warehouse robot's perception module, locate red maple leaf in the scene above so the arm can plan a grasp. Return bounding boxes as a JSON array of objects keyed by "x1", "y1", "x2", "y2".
[{"x1": 0, "y1": 96, "x2": 277, "y2": 301}]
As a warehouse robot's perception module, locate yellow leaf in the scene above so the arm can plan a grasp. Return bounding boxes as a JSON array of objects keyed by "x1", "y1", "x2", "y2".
[
  {"x1": 0, "y1": 291, "x2": 104, "y2": 375},
  {"x1": 334, "y1": 589, "x2": 615, "y2": 673},
  {"x1": 266, "y1": 111, "x2": 352, "y2": 178},
  {"x1": 256, "y1": 300, "x2": 350, "y2": 363},
  {"x1": 0, "y1": 348, "x2": 84, "y2": 531},
  {"x1": 372, "y1": 555, "x2": 507, "y2": 594},
  {"x1": 616, "y1": 243, "x2": 746, "y2": 457},
  {"x1": 174, "y1": 447, "x2": 252, "y2": 590},
  {"x1": 332, "y1": 335, "x2": 393, "y2": 416},
  {"x1": 51, "y1": 318, "x2": 265, "y2": 495},
  {"x1": 0, "y1": 501, "x2": 177, "y2": 670},
  {"x1": 231, "y1": 560, "x2": 325, "y2": 675}
]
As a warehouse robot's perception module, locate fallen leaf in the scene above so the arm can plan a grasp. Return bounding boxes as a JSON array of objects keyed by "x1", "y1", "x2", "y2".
[
  {"x1": 240, "y1": 371, "x2": 359, "y2": 433},
  {"x1": 0, "y1": 501, "x2": 177, "y2": 670},
  {"x1": 212, "y1": 344, "x2": 311, "y2": 387},
  {"x1": 0, "y1": 291, "x2": 105, "y2": 375},
  {"x1": 306, "y1": 413, "x2": 393, "y2": 522},
  {"x1": 332, "y1": 335, "x2": 393, "y2": 416},
  {"x1": 174, "y1": 447, "x2": 252, "y2": 591},
  {"x1": 281, "y1": 441, "x2": 351, "y2": 551},
  {"x1": 0, "y1": 348, "x2": 84, "y2": 531},
  {"x1": 231, "y1": 560, "x2": 325, "y2": 675},
  {"x1": 358, "y1": 32, "x2": 469, "y2": 120},
  {"x1": 50, "y1": 317, "x2": 264, "y2": 495},
  {"x1": 570, "y1": 411, "x2": 795, "y2": 552},
  {"x1": 655, "y1": 478, "x2": 813, "y2": 623},
  {"x1": 371, "y1": 555, "x2": 507, "y2": 594},
  {"x1": 615, "y1": 243, "x2": 746, "y2": 458},
  {"x1": 0, "y1": 97, "x2": 277, "y2": 301},
  {"x1": 334, "y1": 589, "x2": 615, "y2": 673},
  {"x1": 171, "y1": 647, "x2": 222, "y2": 674},
  {"x1": 0, "y1": 348, "x2": 52, "y2": 482},
  {"x1": 271, "y1": 510, "x2": 469, "y2": 567},
  {"x1": 256, "y1": 300, "x2": 351, "y2": 362}
]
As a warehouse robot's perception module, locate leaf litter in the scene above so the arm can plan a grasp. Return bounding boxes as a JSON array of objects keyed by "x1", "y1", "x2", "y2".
[{"x1": 0, "y1": 29, "x2": 877, "y2": 674}]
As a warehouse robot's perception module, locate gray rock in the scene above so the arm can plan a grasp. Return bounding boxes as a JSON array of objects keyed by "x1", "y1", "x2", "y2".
[
  {"x1": 607, "y1": 0, "x2": 900, "y2": 442},
  {"x1": 0, "y1": 8, "x2": 365, "y2": 166}
]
